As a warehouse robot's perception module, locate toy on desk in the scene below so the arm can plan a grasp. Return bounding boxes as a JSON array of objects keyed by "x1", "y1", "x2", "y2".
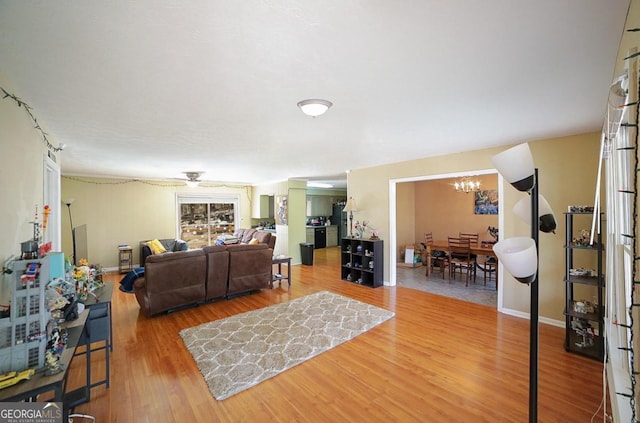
[
  {"x1": 43, "y1": 327, "x2": 69, "y2": 376},
  {"x1": 20, "y1": 262, "x2": 40, "y2": 287},
  {"x1": 0, "y1": 369, "x2": 35, "y2": 390},
  {"x1": 44, "y1": 350, "x2": 63, "y2": 375},
  {"x1": 42, "y1": 205, "x2": 51, "y2": 237}
]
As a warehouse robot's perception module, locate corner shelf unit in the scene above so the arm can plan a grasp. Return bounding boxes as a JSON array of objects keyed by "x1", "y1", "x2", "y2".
[
  {"x1": 340, "y1": 238, "x2": 383, "y2": 288},
  {"x1": 564, "y1": 212, "x2": 605, "y2": 361}
]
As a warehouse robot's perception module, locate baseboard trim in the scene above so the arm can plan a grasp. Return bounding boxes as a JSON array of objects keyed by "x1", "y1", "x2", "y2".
[{"x1": 499, "y1": 307, "x2": 564, "y2": 328}]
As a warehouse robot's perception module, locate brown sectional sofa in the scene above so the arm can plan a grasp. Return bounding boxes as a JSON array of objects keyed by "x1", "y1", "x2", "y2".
[{"x1": 134, "y1": 243, "x2": 273, "y2": 316}]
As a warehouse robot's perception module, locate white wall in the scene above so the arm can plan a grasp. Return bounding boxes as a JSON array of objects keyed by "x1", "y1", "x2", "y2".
[{"x1": 0, "y1": 72, "x2": 63, "y2": 302}]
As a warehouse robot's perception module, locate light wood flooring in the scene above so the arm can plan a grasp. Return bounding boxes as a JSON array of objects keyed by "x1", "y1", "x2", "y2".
[{"x1": 66, "y1": 246, "x2": 608, "y2": 422}]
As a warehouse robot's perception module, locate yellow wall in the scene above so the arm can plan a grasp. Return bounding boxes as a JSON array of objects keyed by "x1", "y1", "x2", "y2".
[
  {"x1": 61, "y1": 177, "x2": 253, "y2": 268},
  {"x1": 348, "y1": 132, "x2": 601, "y2": 321},
  {"x1": 411, "y1": 174, "x2": 499, "y2": 244},
  {"x1": 251, "y1": 179, "x2": 309, "y2": 264},
  {"x1": 395, "y1": 182, "x2": 416, "y2": 254}
]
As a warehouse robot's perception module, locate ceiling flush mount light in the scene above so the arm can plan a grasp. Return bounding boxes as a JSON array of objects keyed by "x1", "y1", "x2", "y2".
[
  {"x1": 297, "y1": 99, "x2": 333, "y2": 117},
  {"x1": 307, "y1": 181, "x2": 333, "y2": 188},
  {"x1": 184, "y1": 172, "x2": 203, "y2": 188},
  {"x1": 454, "y1": 177, "x2": 481, "y2": 193}
]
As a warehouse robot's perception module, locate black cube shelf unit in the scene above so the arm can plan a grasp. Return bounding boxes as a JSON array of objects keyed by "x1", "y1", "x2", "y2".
[
  {"x1": 340, "y1": 238, "x2": 383, "y2": 288},
  {"x1": 564, "y1": 211, "x2": 605, "y2": 361}
]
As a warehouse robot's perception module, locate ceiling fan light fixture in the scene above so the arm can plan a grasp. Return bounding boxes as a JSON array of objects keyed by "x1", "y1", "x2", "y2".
[
  {"x1": 297, "y1": 99, "x2": 333, "y2": 117},
  {"x1": 184, "y1": 171, "x2": 203, "y2": 187}
]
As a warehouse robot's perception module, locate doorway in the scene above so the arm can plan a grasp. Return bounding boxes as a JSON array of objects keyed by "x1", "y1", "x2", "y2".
[
  {"x1": 43, "y1": 155, "x2": 61, "y2": 251},
  {"x1": 388, "y1": 169, "x2": 504, "y2": 309}
]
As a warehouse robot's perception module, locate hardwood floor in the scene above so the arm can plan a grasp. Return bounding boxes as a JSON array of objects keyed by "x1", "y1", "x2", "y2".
[{"x1": 67, "y1": 246, "x2": 607, "y2": 422}]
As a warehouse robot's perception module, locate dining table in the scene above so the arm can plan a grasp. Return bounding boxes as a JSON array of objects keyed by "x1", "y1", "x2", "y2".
[{"x1": 425, "y1": 240, "x2": 497, "y2": 278}]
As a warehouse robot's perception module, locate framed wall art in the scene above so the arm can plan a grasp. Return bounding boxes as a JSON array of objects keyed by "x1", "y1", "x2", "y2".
[
  {"x1": 276, "y1": 195, "x2": 288, "y2": 225},
  {"x1": 474, "y1": 190, "x2": 498, "y2": 215}
]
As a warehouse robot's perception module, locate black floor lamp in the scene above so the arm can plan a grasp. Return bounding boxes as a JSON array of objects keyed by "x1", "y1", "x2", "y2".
[
  {"x1": 65, "y1": 198, "x2": 76, "y2": 266},
  {"x1": 490, "y1": 143, "x2": 556, "y2": 423}
]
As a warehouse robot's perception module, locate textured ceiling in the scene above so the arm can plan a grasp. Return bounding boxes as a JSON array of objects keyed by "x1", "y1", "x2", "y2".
[{"x1": 0, "y1": 1, "x2": 631, "y2": 189}]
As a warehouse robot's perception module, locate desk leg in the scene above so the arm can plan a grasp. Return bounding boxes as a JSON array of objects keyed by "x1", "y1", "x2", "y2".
[{"x1": 85, "y1": 322, "x2": 92, "y2": 401}]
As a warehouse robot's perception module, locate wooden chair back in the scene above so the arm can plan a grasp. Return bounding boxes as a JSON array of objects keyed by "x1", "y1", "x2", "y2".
[
  {"x1": 448, "y1": 237, "x2": 471, "y2": 260},
  {"x1": 425, "y1": 232, "x2": 433, "y2": 246},
  {"x1": 459, "y1": 232, "x2": 479, "y2": 245},
  {"x1": 448, "y1": 237, "x2": 476, "y2": 286},
  {"x1": 425, "y1": 232, "x2": 446, "y2": 277}
]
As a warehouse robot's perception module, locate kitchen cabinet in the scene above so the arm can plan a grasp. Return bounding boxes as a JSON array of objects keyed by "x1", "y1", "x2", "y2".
[
  {"x1": 326, "y1": 226, "x2": 338, "y2": 247},
  {"x1": 306, "y1": 227, "x2": 315, "y2": 244},
  {"x1": 306, "y1": 195, "x2": 332, "y2": 217},
  {"x1": 252, "y1": 195, "x2": 274, "y2": 219}
]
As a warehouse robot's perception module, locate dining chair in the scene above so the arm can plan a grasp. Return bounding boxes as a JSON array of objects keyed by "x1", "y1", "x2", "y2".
[
  {"x1": 458, "y1": 232, "x2": 479, "y2": 266},
  {"x1": 459, "y1": 233, "x2": 479, "y2": 245},
  {"x1": 447, "y1": 237, "x2": 476, "y2": 286},
  {"x1": 481, "y1": 256, "x2": 498, "y2": 289},
  {"x1": 424, "y1": 232, "x2": 447, "y2": 277}
]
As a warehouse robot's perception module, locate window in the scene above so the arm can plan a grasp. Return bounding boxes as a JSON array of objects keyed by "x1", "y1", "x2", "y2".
[{"x1": 176, "y1": 194, "x2": 239, "y2": 249}]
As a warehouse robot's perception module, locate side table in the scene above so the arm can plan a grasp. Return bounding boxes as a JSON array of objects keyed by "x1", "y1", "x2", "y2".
[
  {"x1": 271, "y1": 256, "x2": 291, "y2": 288},
  {"x1": 118, "y1": 246, "x2": 133, "y2": 274}
]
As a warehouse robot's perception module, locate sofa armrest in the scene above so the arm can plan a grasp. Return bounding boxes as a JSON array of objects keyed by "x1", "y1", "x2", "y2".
[{"x1": 139, "y1": 241, "x2": 152, "y2": 266}]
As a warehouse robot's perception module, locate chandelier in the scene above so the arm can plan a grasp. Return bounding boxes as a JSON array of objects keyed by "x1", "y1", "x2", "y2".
[{"x1": 454, "y1": 177, "x2": 480, "y2": 193}]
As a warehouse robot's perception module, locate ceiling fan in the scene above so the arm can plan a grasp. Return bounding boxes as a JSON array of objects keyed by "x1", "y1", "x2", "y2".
[{"x1": 183, "y1": 171, "x2": 203, "y2": 187}]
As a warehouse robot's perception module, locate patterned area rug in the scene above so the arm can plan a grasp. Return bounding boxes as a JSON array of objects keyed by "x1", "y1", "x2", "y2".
[{"x1": 180, "y1": 291, "x2": 395, "y2": 400}]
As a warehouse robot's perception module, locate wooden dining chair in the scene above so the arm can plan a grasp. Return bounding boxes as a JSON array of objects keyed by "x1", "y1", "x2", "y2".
[
  {"x1": 447, "y1": 237, "x2": 476, "y2": 286},
  {"x1": 424, "y1": 232, "x2": 446, "y2": 277},
  {"x1": 482, "y1": 256, "x2": 498, "y2": 289},
  {"x1": 459, "y1": 233, "x2": 479, "y2": 245},
  {"x1": 458, "y1": 232, "x2": 479, "y2": 266}
]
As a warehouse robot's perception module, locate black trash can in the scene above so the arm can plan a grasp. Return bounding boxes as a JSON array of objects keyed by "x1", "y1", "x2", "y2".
[{"x1": 300, "y1": 242, "x2": 314, "y2": 265}]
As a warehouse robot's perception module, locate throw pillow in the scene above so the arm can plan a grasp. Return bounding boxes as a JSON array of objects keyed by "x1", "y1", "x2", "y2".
[
  {"x1": 147, "y1": 239, "x2": 167, "y2": 255},
  {"x1": 248, "y1": 237, "x2": 259, "y2": 245}
]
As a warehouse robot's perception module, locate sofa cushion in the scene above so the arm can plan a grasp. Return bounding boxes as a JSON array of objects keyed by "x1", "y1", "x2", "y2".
[
  {"x1": 238, "y1": 228, "x2": 257, "y2": 244},
  {"x1": 252, "y1": 231, "x2": 272, "y2": 245},
  {"x1": 147, "y1": 239, "x2": 167, "y2": 255},
  {"x1": 173, "y1": 239, "x2": 188, "y2": 252}
]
